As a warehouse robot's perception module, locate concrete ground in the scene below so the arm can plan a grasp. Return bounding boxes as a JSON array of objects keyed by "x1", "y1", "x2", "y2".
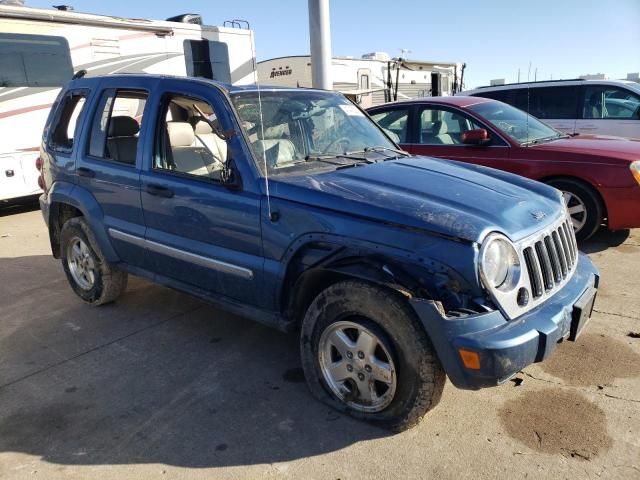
[{"x1": 0, "y1": 204, "x2": 638, "y2": 480}]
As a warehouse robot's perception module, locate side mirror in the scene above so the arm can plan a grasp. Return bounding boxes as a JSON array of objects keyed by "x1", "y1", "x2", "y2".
[{"x1": 462, "y1": 128, "x2": 490, "y2": 145}]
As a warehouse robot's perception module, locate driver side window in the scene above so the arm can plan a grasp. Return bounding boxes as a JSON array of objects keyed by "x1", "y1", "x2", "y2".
[{"x1": 418, "y1": 107, "x2": 484, "y2": 145}]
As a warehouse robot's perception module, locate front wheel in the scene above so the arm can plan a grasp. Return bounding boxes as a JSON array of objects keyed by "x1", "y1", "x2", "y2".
[
  {"x1": 60, "y1": 217, "x2": 128, "y2": 305},
  {"x1": 547, "y1": 178, "x2": 603, "y2": 241},
  {"x1": 300, "y1": 280, "x2": 445, "y2": 432}
]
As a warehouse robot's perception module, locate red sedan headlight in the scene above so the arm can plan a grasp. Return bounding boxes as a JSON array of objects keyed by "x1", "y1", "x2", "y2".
[{"x1": 631, "y1": 161, "x2": 640, "y2": 185}]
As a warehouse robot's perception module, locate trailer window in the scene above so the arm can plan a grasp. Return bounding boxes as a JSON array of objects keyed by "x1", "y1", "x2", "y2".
[
  {"x1": 184, "y1": 40, "x2": 231, "y2": 83},
  {"x1": 0, "y1": 33, "x2": 73, "y2": 87}
]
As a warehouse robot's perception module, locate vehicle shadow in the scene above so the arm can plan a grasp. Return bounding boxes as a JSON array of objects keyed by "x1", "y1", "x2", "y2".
[
  {"x1": 0, "y1": 255, "x2": 388, "y2": 469},
  {"x1": 0, "y1": 197, "x2": 40, "y2": 217},
  {"x1": 579, "y1": 228, "x2": 631, "y2": 254}
]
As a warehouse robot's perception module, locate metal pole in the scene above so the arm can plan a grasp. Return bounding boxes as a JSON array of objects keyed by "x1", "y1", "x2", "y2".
[{"x1": 308, "y1": 0, "x2": 332, "y2": 90}]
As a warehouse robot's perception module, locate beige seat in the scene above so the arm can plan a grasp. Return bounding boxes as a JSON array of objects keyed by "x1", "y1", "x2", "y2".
[
  {"x1": 253, "y1": 139, "x2": 297, "y2": 169},
  {"x1": 432, "y1": 121, "x2": 455, "y2": 145},
  {"x1": 107, "y1": 116, "x2": 139, "y2": 164},
  {"x1": 167, "y1": 122, "x2": 211, "y2": 177},
  {"x1": 194, "y1": 120, "x2": 227, "y2": 164}
]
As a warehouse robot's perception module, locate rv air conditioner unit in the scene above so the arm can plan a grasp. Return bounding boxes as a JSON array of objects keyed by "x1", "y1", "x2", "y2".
[{"x1": 166, "y1": 14, "x2": 203, "y2": 24}]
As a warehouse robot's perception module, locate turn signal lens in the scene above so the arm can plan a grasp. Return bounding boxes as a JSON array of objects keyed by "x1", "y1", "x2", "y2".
[
  {"x1": 631, "y1": 161, "x2": 640, "y2": 185},
  {"x1": 459, "y1": 349, "x2": 481, "y2": 370}
]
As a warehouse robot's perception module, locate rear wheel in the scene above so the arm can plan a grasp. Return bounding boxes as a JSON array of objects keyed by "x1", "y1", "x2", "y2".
[
  {"x1": 300, "y1": 280, "x2": 445, "y2": 432},
  {"x1": 547, "y1": 178, "x2": 603, "y2": 241},
  {"x1": 60, "y1": 217, "x2": 128, "y2": 305}
]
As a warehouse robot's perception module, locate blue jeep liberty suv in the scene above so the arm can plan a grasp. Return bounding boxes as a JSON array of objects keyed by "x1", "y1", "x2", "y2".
[{"x1": 38, "y1": 74, "x2": 599, "y2": 431}]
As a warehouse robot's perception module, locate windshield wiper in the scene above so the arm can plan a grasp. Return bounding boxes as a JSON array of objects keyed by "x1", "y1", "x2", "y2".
[
  {"x1": 347, "y1": 146, "x2": 410, "y2": 160},
  {"x1": 522, "y1": 134, "x2": 568, "y2": 146},
  {"x1": 305, "y1": 153, "x2": 376, "y2": 165}
]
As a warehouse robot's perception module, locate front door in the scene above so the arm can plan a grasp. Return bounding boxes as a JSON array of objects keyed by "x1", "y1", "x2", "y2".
[
  {"x1": 407, "y1": 104, "x2": 512, "y2": 171},
  {"x1": 576, "y1": 84, "x2": 640, "y2": 138},
  {"x1": 139, "y1": 81, "x2": 265, "y2": 307}
]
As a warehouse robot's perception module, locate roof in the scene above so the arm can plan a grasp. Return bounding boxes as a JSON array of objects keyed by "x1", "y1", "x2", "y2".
[
  {"x1": 371, "y1": 95, "x2": 494, "y2": 109},
  {"x1": 68, "y1": 73, "x2": 337, "y2": 95},
  {"x1": 463, "y1": 78, "x2": 640, "y2": 95}
]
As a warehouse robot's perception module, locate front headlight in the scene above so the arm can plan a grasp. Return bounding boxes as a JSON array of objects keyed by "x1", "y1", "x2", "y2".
[
  {"x1": 479, "y1": 233, "x2": 520, "y2": 291},
  {"x1": 631, "y1": 161, "x2": 640, "y2": 185}
]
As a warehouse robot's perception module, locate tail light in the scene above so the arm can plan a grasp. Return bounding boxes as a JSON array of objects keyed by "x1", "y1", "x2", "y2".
[{"x1": 36, "y1": 156, "x2": 44, "y2": 190}]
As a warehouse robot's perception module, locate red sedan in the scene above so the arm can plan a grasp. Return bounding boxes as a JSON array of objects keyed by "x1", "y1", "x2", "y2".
[{"x1": 367, "y1": 96, "x2": 640, "y2": 240}]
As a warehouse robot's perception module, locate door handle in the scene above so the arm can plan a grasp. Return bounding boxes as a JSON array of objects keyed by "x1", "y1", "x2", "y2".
[
  {"x1": 76, "y1": 167, "x2": 96, "y2": 178},
  {"x1": 5, "y1": 169, "x2": 14, "y2": 177},
  {"x1": 146, "y1": 183, "x2": 174, "y2": 198}
]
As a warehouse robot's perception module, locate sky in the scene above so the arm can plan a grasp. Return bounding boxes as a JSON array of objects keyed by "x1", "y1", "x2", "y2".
[{"x1": 26, "y1": 0, "x2": 640, "y2": 89}]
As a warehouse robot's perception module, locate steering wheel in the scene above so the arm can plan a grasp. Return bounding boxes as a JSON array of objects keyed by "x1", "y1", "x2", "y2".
[
  {"x1": 496, "y1": 121, "x2": 515, "y2": 134},
  {"x1": 323, "y1": 136, "x2": 351, "y2": 154}
]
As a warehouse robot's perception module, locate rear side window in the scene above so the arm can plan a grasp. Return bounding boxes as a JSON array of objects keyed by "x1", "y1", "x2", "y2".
[
  {"x1": 511, "y1": 86, "x2": 578, "y2": 119},
  {"x1": 87, "y1": 89, "x2": 148, "y2": 165},
  {"x1": 0, "y1": 33, "x2": 73, "y2": 87},
  {"x1": 475, "y1": 89, "x2": 510, "y2": 103},
  {"x1": 50, "y1": 92, "x2": 87, "y2": 153},
  {"x1": 184, "y1": 40, "x2": 231, "y2": 83}
]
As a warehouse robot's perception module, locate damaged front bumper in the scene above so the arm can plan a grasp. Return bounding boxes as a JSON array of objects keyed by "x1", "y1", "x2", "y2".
[{"x1": 410, "y1": 252, "x2": 599, "y2": 390}]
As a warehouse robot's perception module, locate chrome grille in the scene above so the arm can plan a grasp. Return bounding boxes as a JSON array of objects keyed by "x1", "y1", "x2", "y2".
[{"x1": 522, "y1": 217, "x2": 578, "y2": 299}]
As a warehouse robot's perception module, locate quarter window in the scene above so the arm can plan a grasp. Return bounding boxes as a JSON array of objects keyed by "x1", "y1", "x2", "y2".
[
  {"x1": 88, "y1": 90, "x2": 148, "y2": 165},
  {"x1": 0, "y1": 33, "x2": 73, "y2": 87},
  {"x1": 583, "y1": 85, "x2": 640, "y2": 119},
  {"x1": 50, "y1": 92, "x2": 87, "y2": 153}
]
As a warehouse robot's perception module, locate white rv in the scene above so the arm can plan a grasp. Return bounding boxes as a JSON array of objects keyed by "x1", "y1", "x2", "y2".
[
  {"x1": 257, "y1": 53, "x2": 465, "y2": 108},
  {"x1": 0, "y1": 4, "x2": 256, "y2": 204}
]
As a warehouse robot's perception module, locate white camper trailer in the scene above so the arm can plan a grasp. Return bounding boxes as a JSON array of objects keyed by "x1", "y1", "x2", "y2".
[
  {"x1": 0, "y1": 4, "x2": 256, "y2": 203},
  {"x1": 257, "y1": 53, "x2": 465, "y2": 108}
]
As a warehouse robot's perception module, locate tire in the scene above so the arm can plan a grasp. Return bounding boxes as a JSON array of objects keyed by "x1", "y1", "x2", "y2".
[
  {"x1": 60, "y1": 217, "x2": 128, "y2": 305},
  {"x1": 300, "y1": 280, "x2": 445, "y2": 432},
  {"x1": 547, "y1": 178, "x2": 603, "y2": 241}
]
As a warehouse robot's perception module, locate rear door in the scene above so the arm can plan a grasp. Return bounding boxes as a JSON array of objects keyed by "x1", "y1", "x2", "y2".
[
  {"x1": 139, "y1": 80, "x2": 265, "y2": 307},
  {"x1": 406, "y1": 104, "x2": 512, "y2": 171},
  {"x1": 75, "y1": 77, "x2": 152, "y2": 268},
  {"x1": 576, "y1": 84, "x2": 640, "y2": 138}
]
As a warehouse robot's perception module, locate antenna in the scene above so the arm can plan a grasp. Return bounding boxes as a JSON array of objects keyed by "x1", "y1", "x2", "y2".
[
  {"x1": 526, "y1": 84, "x2": 530, "y2": 147},
  {"x1": 250, "y1": 35, "x2": 273, "y2": 221}
]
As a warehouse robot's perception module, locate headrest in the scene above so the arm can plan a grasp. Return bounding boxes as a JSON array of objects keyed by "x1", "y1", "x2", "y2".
[
  {"x1": 433, "y1": 120, "x2": 448, "y2": 135},
  {"x1": 108, "y1": 116, "x2": 139, "y2": 137},
  {"x1": 194, "y1": 120, "x2": 213, "y2": 135},
  {"x1": 167, "y1": 122, "x2": 195, "y2": 147}
]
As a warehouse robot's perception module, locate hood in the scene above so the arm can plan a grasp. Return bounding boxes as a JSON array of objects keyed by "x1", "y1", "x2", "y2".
[
  {"x1": 531, "y1": 135, "x2": 640, "y2": 163},
  {"x1": 270, "y1": 157, "x2": 564, "y2": 243}
]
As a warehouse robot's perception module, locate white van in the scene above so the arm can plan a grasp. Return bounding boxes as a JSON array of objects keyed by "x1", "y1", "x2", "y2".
[
  {"x1": 0, "y1": 4, "x2": 255, "y2": 204},
  {"x1": 462, "y1": 79, "x2": 640, "y2": 139}
]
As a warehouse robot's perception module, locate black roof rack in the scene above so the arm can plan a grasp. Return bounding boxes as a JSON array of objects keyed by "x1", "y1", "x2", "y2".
[{"x1": 476, "y1": 78, "x2": 585, "y2": 89}]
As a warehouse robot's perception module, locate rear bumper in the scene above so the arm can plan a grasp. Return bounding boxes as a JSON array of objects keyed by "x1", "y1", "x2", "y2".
[
  {"x1": 410, "y1": 253, "x2": 599, "y2": 390},
  {"x1": 600, "y1": 185, "x2": 640, "y2": 230},
  {"x1": 39, "y1": 192, "x2": 49, "y2": 227}
]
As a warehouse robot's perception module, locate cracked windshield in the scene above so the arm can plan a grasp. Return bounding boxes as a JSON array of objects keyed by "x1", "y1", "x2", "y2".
[{"x1": 231, "y1": 90, "x2": 403, "y2": 175}]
